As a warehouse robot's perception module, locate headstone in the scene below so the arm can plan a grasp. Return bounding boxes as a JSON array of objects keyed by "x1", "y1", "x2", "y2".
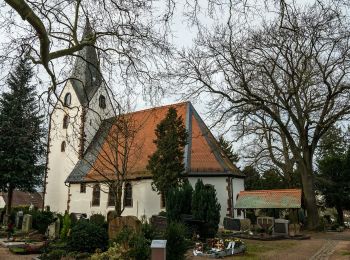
[
  {"x1": 108, "y1": 216, "x2": 141, "y2": 239},
  {"x1": 239, "y1": 218, "x2": 251, "y2": 231},
  {"x1": 47, "y1": 217, "x2": 60, "y2": 239},
  {"x1": 22, "y1": 214, "x2": 32, "y2": 233},
  {"x1": 274, "y1": 219, "x2": 289, "y2": 236},
  {"x1": 223, "y1": 217, "x2": 241, "y2": 231},
  {"x1": 15, "y1": 211, "x2": 24, "y2": 229},
  {"x1": 151, "y1": 240, "x2": 167, "y2": 260},
  {"x1": 150, "y1": 215, "x2": 167, "y2": 232}
]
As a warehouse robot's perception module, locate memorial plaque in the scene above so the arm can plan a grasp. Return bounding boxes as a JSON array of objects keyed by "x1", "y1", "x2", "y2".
[{"x1": 223, "y1": 217, "x2": 241, "y2": 231}]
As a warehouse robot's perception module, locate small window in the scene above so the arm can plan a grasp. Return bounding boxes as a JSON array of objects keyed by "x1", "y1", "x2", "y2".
[
  {"x1": 124, "y1": 183, "x2": 133, "y2": 207},
  {"x1": 63, "y1": 114, "x2": 69, "y2": 129},
  {"x1": 64, "y1": 93, "x2": 71, "y2": 106},
  {"x1": 92, "y1": 184, "x2": 100, "y2": 206},
  {"x1": 80, "y1": 183, "x2": 86, "y2": 193},
  {"x1": 160, "y1": 192, "x2": 166, "y2": 208},
  {"x1": 108, "y1": 188, "x2": 116, "y2": 207},
  {"x1": 61, "y1": 141, "x2": 66, "y2": 152},
  {"x1": 99, "y1": 95, "x2": 106, "y2": 109}
]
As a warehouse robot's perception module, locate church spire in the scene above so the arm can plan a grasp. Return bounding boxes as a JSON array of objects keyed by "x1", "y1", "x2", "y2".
[{"x1": 70, "y1": 18, "x2": 102, "y2": 106}]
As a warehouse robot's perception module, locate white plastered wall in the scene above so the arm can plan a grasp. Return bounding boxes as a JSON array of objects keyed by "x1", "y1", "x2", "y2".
[
  {"x1": 45, "y1": 81, "x2": 82, "y2": 213},
  {"x1": 69, "y1": 179, "x2": 164, "y2": 219},
  {"x1": 0, "y1": 196, "x2": 5, "y2": 209},
  {"x1": 69, "y1": 176, "x2": 245, "y2": 224},
  {"x1": 232, "y1": 178, "x2": 245, "y2": 219}
]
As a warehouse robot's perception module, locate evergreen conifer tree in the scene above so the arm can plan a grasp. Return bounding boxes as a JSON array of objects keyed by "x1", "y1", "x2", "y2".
[
  {"x1": 147, "y1": 107, "x2": 188, "y2": 195},
  {"x1": 218, "y1": 136, "x2": 239, "y2": 164},
  {"x1": 192, "y1": 179, "x2": 221, "y2": 238},
  {"x1": 0, "y1": 58, "x2": 45, "y2": 215}
]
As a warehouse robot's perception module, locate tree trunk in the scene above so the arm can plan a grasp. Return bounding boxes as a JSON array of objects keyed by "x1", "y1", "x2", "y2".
[
  {"x1": 335, "y1": 205, "x2": 344, "y2": 225},
  {"x1": 6, "y1": 186, "x2": 14, "y2": 216},
  {"x1": 300, "y1": 167, "x2": 319, "y2": 229},
  {"x1": 114, "y1": 183, "x2": 123, "y2": 217}
]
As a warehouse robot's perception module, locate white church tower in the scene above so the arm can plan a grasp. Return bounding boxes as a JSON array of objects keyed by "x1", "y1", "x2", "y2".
[{"x1": 44, "y1": 20, "x2": 114, "y2": 213}]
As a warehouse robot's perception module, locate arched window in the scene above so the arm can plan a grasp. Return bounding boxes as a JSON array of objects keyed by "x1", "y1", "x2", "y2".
[
  {"x1": 63, "y1": 115, "x2": 69, "y2": 129},
  {"x1": 92, "y1": 184, "x2": 100, "y2": 206},
  {"x1": 108, "y1": 187, "x2": 116, "y2": 207},
  {"x1": 61, "y1": 141, "x2": 66, "y2": 152},
  {"x1": 64, "y1": 93, "x2": 71, "y2": 106},
  {"x1": 124, "y1": 183, "x2": 133, "y2": 207},
  {"x1": 99, "y1": 95, "x2": 106, "y2": 109}
]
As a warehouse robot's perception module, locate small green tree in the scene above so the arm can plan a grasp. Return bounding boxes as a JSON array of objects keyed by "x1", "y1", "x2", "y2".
[
  {"x1": 218, "y1": 136, "x2": 239, "y2": 164},
  {"x1": 166, "y1": 180, "x2": 193, "y2": 222},
  {"x1": 0, "y1": 58, "x2": 45, "y2": 215},
  {"x1": 317, "y1": 126, "x2": 350, "y2": 225},
  {"x1": 192, "y1": 179, "x2": 221, "y2": 238},
  {"x1": 147, "y1": 107, "x2": 188, "y2": 196}
]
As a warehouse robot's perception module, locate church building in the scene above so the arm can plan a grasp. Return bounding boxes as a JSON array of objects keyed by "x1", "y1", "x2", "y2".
[{"x1": 44, "y1": 22, "x2": 245, "y2": 225}]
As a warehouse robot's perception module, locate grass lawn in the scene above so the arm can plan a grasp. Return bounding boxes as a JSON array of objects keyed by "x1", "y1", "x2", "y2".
[{"x1": 232, "y1": 240, "x2": 297, "y2": 260}]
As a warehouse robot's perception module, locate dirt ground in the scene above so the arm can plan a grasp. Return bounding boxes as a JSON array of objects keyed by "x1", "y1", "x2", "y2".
[{"x1": 186, "y1": 229, "x2": 350, "y2": 260}]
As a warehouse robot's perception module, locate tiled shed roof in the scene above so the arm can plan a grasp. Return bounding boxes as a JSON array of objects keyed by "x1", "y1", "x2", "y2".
[
  {"x1": 234, "y1": 189, "x2": 302, "y2": 209},
  {"x1": 1, "y1": 190, "x2": 43, "y2": 209},
  {"x1": 66, "y1": 102, "x2": 244, "y2": 183}
]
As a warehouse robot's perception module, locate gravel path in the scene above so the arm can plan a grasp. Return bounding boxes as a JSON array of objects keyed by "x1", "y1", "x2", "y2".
[{"x1": 309, "y1": 240, "x2": 339, "y2": 260}]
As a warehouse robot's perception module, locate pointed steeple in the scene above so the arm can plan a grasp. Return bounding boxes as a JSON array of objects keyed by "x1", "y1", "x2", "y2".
[{"x1": 70, "y1": 18, "x2": 102, "y2": 106}]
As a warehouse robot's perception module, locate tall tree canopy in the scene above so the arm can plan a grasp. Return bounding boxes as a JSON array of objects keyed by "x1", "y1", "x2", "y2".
[
  {"x1": 176, "y1": 2, "x2": 350, "y2": 228},
  {"x1": 147, "y1": 107, "x2": 188, "y2": 195},
  {"x1": 0, "y1": 58, "x2": 45, "y2": 214}
]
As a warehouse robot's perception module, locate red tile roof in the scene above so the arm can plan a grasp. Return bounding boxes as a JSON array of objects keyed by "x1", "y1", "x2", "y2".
[
  {"x1": 1, "y1": 190, "x2": 43, "y2": 209},
  {"x1": 73, "y1": 102, "x2": 242, "y2": 182},
  {"x1": 235, "y1": 189, "x2": 302, "y2": 209}
]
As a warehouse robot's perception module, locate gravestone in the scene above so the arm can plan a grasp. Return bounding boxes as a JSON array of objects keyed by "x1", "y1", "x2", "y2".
[
  {"x1": 47, "y1": 217, "x2": 60, "y2": 239},
  {"x1": 108, "y1": 216, "x2": 141, "y2": 239},
  {"x1": 15, "y1": 211, "x2": 24, "y2": 229},
  {"x1": 150, "y1": 215, "x2": 167, "y2": 232},
  {"x1": 223, "y1": 217, "x2": 241, "y2": 231},
  {"x1": 239, "y1": 218, "x2": 251, "y2": 231},
  {"x1": 22, "y1": 214, "x2": 32, "y2": 233},
  {"x1": 274, "y1": 219, "x2": 289, "y2": 236}
]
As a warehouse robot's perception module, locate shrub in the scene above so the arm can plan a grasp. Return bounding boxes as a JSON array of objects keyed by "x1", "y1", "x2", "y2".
[
  {"x1": 40, "y1": 249, "x2": 66, "y2": 260},
  {"x1": 166, "y1": 180, "x2": 193, "y2": 222},
  {"x1": 67, "y1": 220, "x2": 108, "y2": 253},
  {"x1": 60, "y1": 212, "x2": 71, "y2": 240},
  {"x1": 165, "y1": 222, "x2": 187, "y2": 260},
  {"x1": 31, "y1": 210, "x2": 54, "y2": 234},
  {"x1": 112, "y1": 226, "x2": 151, "y2": 260},
  {"x1": 192, "y1": 179, "x2": 221, "y2": 238},
  {"x1": 90, "y1": 213, "x2": 106, "y2": 227}
]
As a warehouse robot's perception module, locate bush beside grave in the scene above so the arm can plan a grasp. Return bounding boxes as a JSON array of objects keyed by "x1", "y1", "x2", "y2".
[
  {"x1": 67, "y1": 220, "x2": 108, "y2": 253},
  {"x1": 165, "y1": 222, "x2": 188, "y2": 260},
  {"x1": 192, "y1": 179, "x2": 221, "y2": 238}
]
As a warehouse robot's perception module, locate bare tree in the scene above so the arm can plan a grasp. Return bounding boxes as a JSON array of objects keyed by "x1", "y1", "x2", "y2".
[
  {"x1": 175, "y1": 2, "x2": 350, "y2": 228},
  {"x1": 70, "y1": 108, "x2": 145, "y2": 216}
]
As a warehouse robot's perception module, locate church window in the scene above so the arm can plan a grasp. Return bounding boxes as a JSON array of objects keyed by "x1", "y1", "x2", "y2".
[
  {"x1": 124, "y1": 183, "x2": 133, "y2": 207},
  {"x1": 63, "y1": 115, "x2": 69, "y2": 129},
  {"x1": 160, "y1": 192, "x2": 166, "y2": 208},
  {"x1": 80, "y1": 183, "x2": 86, "y2": 193},
  {"x1": 92, "y1": 184, "x2": 100, "y2": 206},
  {"x1": 99, "y1": 95, "x2": 106, "y2": 109},
  {"x1": 64, "y1": 93, "x2": 71, "y2": 106},
  {"x1": 108, "y1": 187, "x2": 116, "y2": 207},
  {"x1": 61, "y1": 141, "x2": 66, "y2": 152}
]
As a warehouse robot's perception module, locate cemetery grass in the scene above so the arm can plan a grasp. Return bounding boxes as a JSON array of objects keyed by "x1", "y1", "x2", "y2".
[{"x1": 233, "y1": 240, "x2": 297, "y2": 260}]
